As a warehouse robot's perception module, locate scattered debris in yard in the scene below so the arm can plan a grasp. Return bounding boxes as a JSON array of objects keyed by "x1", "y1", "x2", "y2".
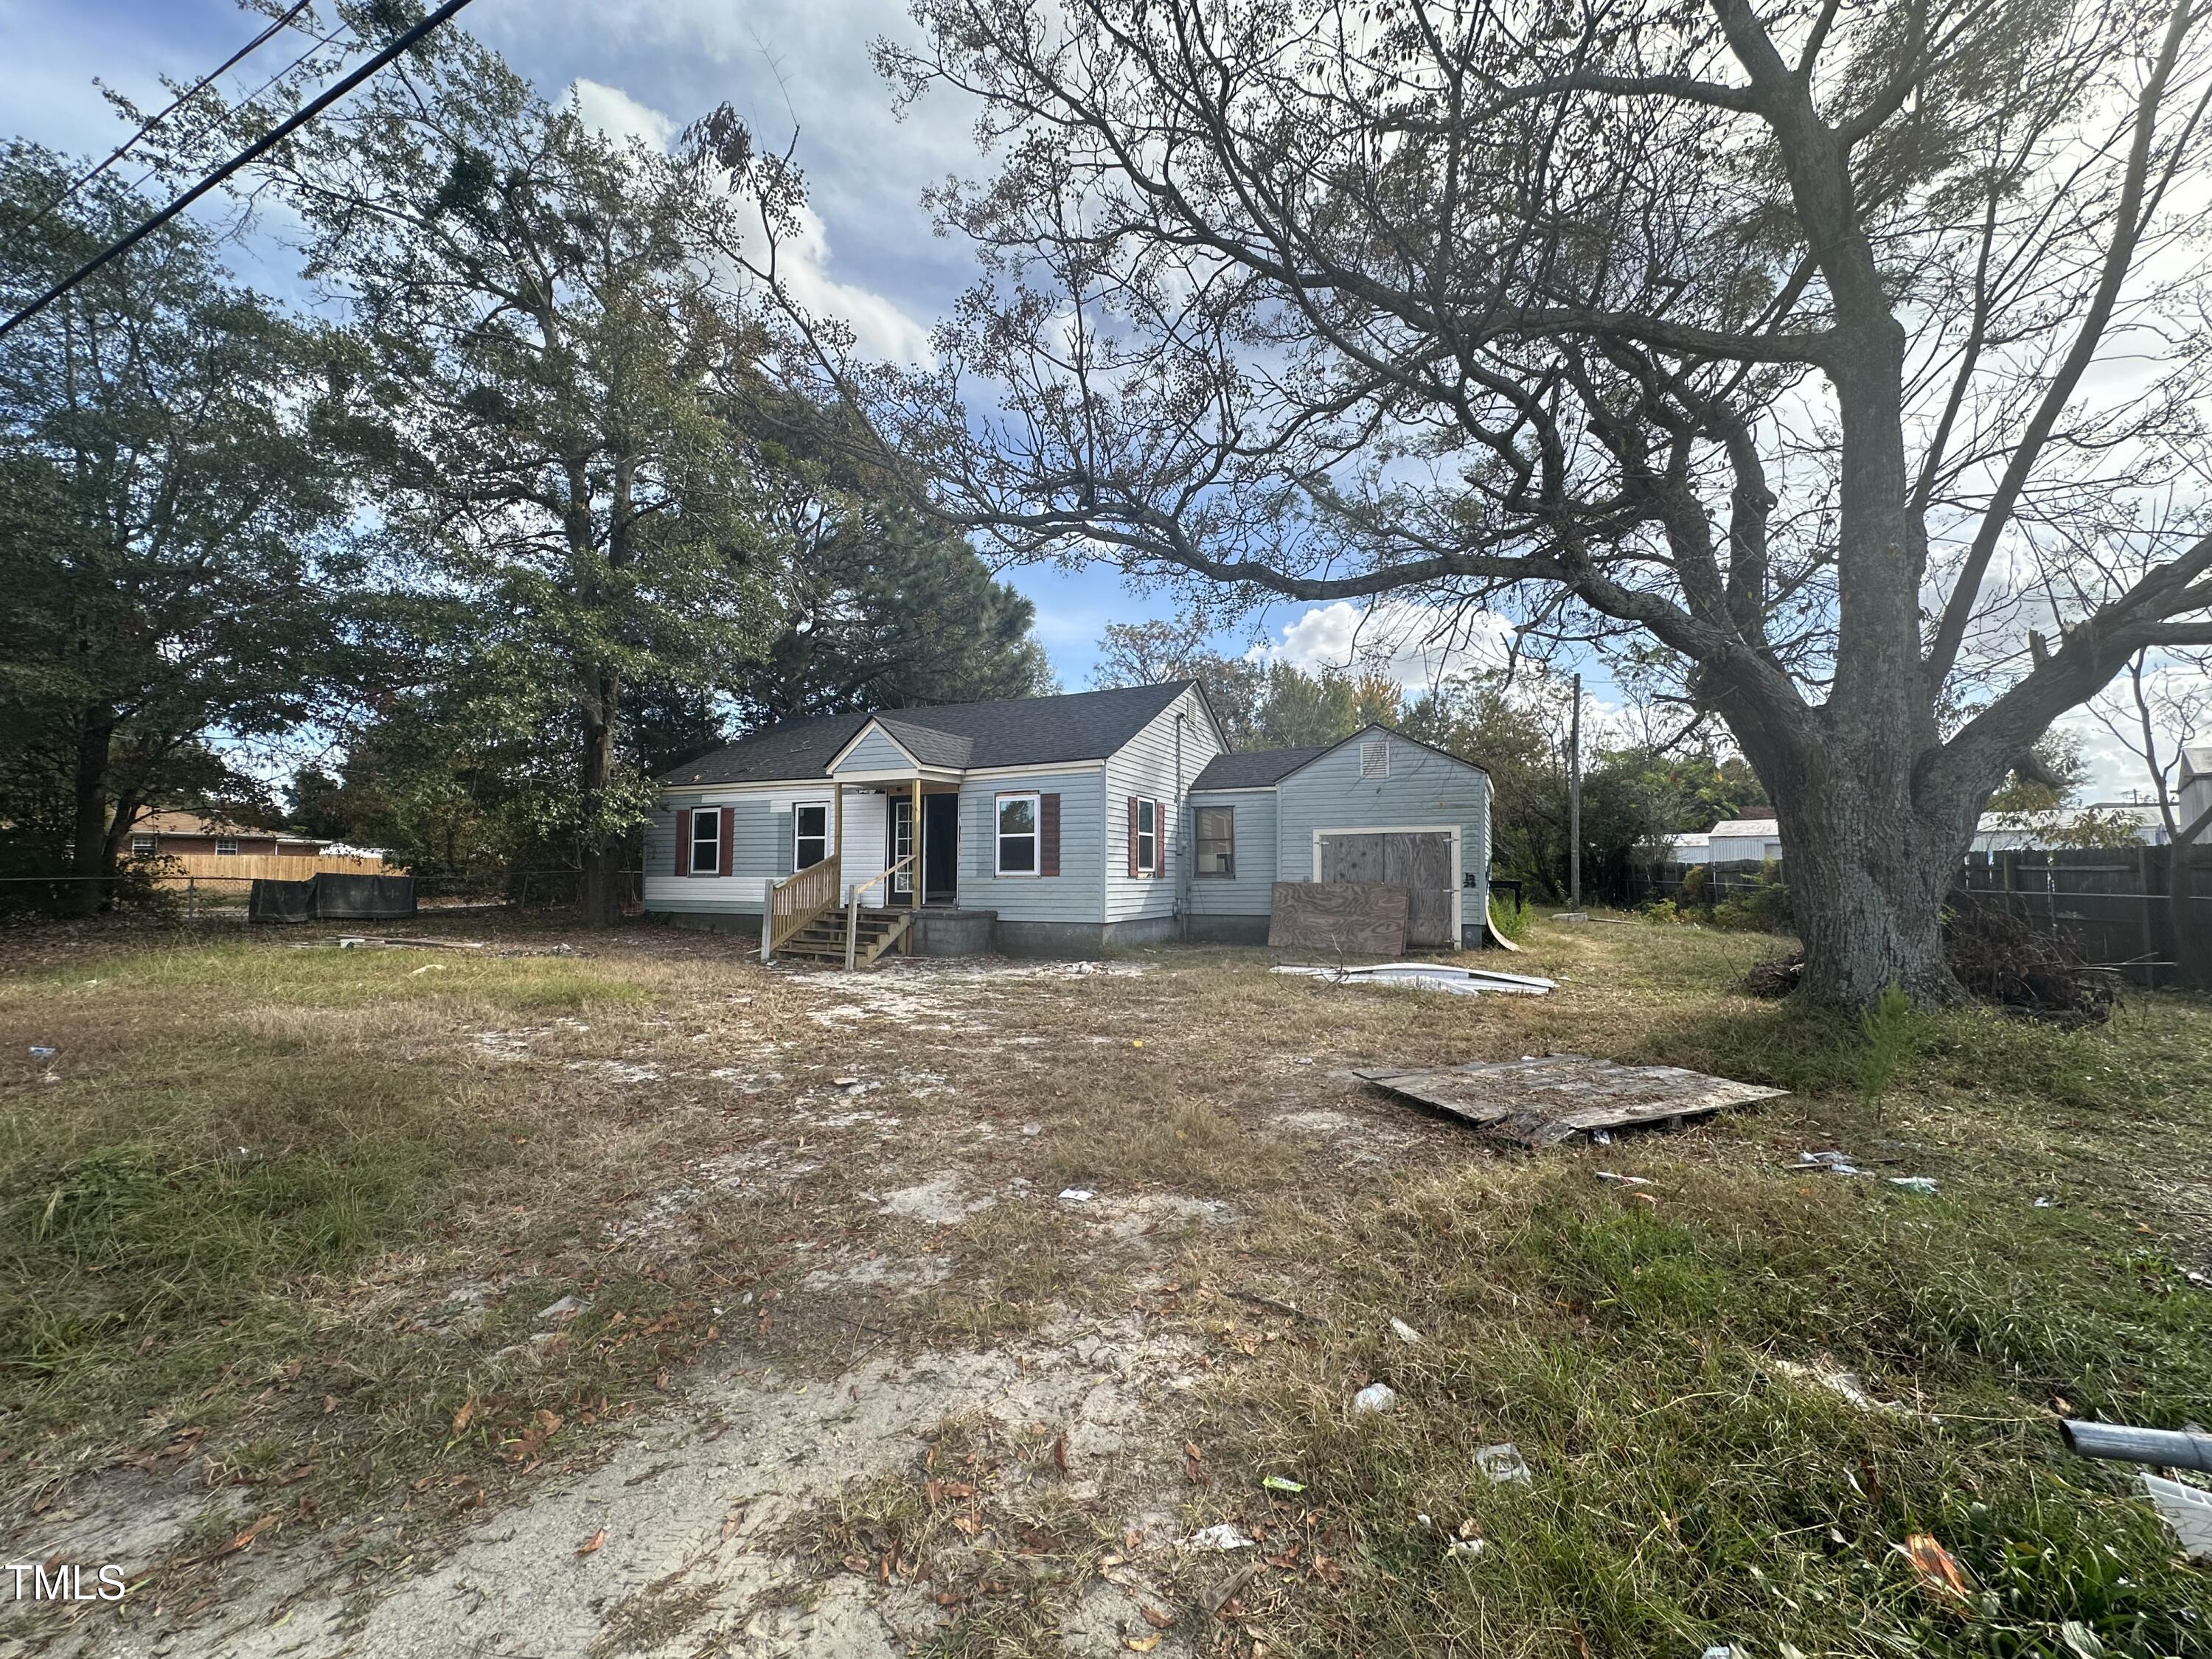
[
  {"x1": 1272, "y1": 961, "x2": 1556, "y2": 995},
  {"x1": 2143, "y1": 1475, "x2": 2212, "y2": 1562},
  {"x1": 1594, "y1": 1171, "x2": 1652, "y2": 1186},
  {"x1": 335, "y1": 934, "x2": 485, "y2": 950},
  {"x1": 1060, "y1": 1188, "x2": 1097, "y2": 1203},
  {"x1": 1352, "y1": 1382, "x2": 1399, "y2": 1414},
  {"x1": 1475, "y1": 1444, "x2": 1532, "y2": 1485},
  {"x1": 1262, "y1": 1475, "x2": 1306, "y2": 1492},
  {"x1": 1894, "y1": 1533, "x2": 1973, "y2": 1602},
  {"x1": 1188, "y1": 1523, "x2": 1257, "y2": 1551},
  {"x1": 1269, "y1": 880, "x2": 1411, "y2": 955},
  {"x1": 1798, "y1": 1150, "x2": 1864, "y2": 1175},
  {"x1": 1888, "y1": 1176, "x2": 1939, "y2": 1196},
  {"x1": 1389, "y1": 1317, "x2": 1422, "y2": 1343},
  {"x1": 1768, "y1": 1357, "x2": 1911, "y2": 1416},
  {"x1": 1355, "y1": 1054, "x2": 1786, "y2": 1147},
  {"x1": 1746, "y1": 904, "x2": 2116, "y2": 1022}
]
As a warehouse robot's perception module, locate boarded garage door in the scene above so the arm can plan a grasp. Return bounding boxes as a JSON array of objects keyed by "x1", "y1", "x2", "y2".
[{"x1": 1318, "y1": 832, "x2": 1457, "y2": 947}]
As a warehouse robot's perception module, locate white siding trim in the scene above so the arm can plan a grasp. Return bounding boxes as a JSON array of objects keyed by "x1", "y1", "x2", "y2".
[
  {"x1": 826, "y1": 719, "x2": 921, "y2": 773},
  {"x1": 964, "y1": 759, "x2": 1110, "y2": 779},
  {"x1": 1310, "y1": 823, "x2": 1464, "y2": 942}
]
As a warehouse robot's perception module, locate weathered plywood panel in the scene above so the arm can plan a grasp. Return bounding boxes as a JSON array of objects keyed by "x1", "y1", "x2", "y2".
[
  {"x1": 1355, "y1": 1054, "x2": 1786, "y2": 1147},
  {"x1": 1269, "y1": 880, "x2": 1408, "y2": 956},
  {"x1": 1321, "y1": 831, "x2": 1455, "y2": 947}
]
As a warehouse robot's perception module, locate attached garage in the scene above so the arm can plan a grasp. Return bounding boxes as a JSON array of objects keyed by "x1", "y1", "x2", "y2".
[{"x1": 1313, "y1": 827, "x2": 1462, "y2": 947}]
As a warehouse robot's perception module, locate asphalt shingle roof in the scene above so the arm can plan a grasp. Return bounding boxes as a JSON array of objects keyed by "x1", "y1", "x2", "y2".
[
  {"x1": 1190, "y1": 746, "x2": 1332, "y2": 790},
  {"x1": 660, "y1": 682, "x2": 1197, "y2": 785}
]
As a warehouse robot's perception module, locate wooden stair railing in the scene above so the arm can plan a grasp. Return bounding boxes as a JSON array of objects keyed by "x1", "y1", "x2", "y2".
[
  {"x1": 763, "y1": 853, "x2": 842, "y2": 963},
  {"x1": 843, "y1": 854, "x2": 916, "y2": 968}
]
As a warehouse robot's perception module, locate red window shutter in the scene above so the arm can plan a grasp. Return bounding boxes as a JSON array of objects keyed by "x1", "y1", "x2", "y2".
[
  {"x1": 1040, "y1": 793, "x2": 1060, "y2": 877},
  {"x1": 1153, "y1": 799, "x2": 1166, "y2": 879},
  {"x1": 719, "y1": 808, "x2": 732, "y2": 878},
  {"x1": 1127, "y1": 796, "x2": 1139, "y2": 877},
  {"x1": 675, "y1": 808, "x2": 692, "y2": 876}
]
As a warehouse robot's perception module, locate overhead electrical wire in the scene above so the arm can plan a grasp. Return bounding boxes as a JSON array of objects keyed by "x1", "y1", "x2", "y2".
[
  {"x1": 0, "y1": 0, "x2": 480, "y2": 344},
  {"x1": 44, "y1": 0, "x2": 320, "y2": 215}
]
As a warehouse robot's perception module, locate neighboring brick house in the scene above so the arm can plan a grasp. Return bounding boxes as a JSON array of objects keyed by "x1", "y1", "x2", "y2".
[{"x1": 125, "y1": 811, "x2": 330, "y2": 860}]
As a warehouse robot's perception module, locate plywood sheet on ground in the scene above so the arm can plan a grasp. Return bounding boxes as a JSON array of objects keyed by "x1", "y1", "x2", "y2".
[
  {"x1": 1269, "y1": 881, "x2": 1408, "y2": 956},
  {"x1": 1354, "y1": 1054, "x2": 1786, "y2": 1147}
]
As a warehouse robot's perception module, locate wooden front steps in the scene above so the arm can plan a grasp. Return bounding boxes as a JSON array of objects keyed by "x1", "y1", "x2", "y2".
[{"x1": 775, "y1": 905, "x2": 915, "y2": 968}]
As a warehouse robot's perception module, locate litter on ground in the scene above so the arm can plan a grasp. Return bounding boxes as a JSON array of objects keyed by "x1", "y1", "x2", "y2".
[
  {"x1": 1595, "y1": 1171, "x2": 1652, "y2": 1186},
  {"x1": 1262, "y1": 1475, "x2": 1306, "y2": 1492},
  {"x1": 1475, "y1": 1443, "x2": 1532, "y2": 1485},
  {"x1": 1888, "y1": 1176, "x2": 1939, "y2": 1196},
  {"x1": 1188, "y1": 1524, "x2": 1256, "y2": 1551},
  {"x1": 1058, "y1": 1188, "x2": 1096, "y2": 1203},
  {"x1": 1272, "y1": 962, "x2": 1556, "y2": 996},
  {"x1": 1798, "y1": 1150, "x2": 1864, "y2": 1175},
  {"x1": 1389, "y1": 1317, "x2": 1423, "y2": 1344},
  {"x1": 1352, "y1": 1382, "x2": 1399, "y2": 1414},
  {"x1": 1355, "y1": 1054, "x2": 1786, "y2": 1147},
  {"x1": 2143, "y1": 1473, "x2": 2212, "y2": 1562}
]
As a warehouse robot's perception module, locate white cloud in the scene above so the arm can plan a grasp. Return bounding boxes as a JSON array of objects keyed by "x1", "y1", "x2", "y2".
[
  {"x1": 568, "y1": 78, "x2": 678, "y2": 150},
  {"x1": 1263, "y1": 600, "x2": 1516, "y2": 689}
]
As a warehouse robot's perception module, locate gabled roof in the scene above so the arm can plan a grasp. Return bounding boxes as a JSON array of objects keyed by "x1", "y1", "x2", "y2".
[
  {"x1": 661, "y1": 681, "x2": 1198, "y2": 786},
  {"x1": 2183, "y1": 744, "x2": 2212, "y2": 782},
  {"x1": 1191, "y1": 746, "x2": 1332, "y2": 790}
]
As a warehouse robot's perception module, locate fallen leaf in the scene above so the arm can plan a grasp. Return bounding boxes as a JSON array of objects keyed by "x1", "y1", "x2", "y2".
[
  {"x1": 1125, "y1": 1637, "x2": 1162, "y2": 1653},
  {"x1": 576, "y1": 1529, "x2": 605, "y2": 1557},
  {"x1": 321, "y1": 1395, "x2": 339, "y2": 1414},
  {"x1": 1895, "y1": 1534, "x2": 1972, "y2": 1601},
  {"x1": 1053, "y1": 1433, "x2": 1069, "y2": 1475},
  {"x1": 213, "y1": 1514, "x2": 278, "y2": 1558},
  {"x1": 451, "y1": 1397, "x2": 476, "y2": 1434},
  {"x1": 1140, "y1": 1605, "x2": 1175, "y2": 1629}
]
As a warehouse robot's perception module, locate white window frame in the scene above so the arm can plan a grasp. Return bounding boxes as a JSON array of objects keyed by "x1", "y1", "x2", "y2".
[
  {"x1": 995, "y1": 791, "x2": 1041, "y2": 877},
  {"x1": 1194, "y1": 806, "x2": 1234, "y2": 878},
  {"x1": 1135, "y1": 797, "x2": 1158, "y2": 874},
  {"x1": 690, "y1": 807, "x2": 723, "y2": 876},
  {"x1": 792, "y1": 800, "x2": 830, "y2": 871},
  {"x1": 130, "y1": 835, "x2": 158, "y2": 858},
  {"x1": 215, "y1": 838, "x2": 240, "y2": 856},
  {"x1": 1359, "y1": 738, "x2": 1391, "y2": 779}
]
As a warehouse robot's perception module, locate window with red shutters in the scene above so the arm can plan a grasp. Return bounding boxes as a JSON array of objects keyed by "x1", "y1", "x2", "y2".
[{"x1": 1040, "y1": 793, "x2": 1060, "y2": 875}]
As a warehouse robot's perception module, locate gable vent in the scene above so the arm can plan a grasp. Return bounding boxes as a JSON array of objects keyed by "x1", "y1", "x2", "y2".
[{"x1": 1360, "y1": 738, "x2": 1390, "y2": 779}]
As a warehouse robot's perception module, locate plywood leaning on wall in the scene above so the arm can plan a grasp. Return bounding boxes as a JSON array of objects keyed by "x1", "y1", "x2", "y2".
[{"x1": 1267, "y1": 880, "x2": 1409, "y2": 956}]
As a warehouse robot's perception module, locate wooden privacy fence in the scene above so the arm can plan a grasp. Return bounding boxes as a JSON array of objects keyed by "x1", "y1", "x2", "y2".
[
  {"x1": 149, "y1": 852, "x2": 396, "y2": 884},
  {"x1": 1636, "y1": 847, "x2": 2208, "y2": 989},
  {"x1": 1957, "y1": 846, "x2": 2209, "y2": 989}
]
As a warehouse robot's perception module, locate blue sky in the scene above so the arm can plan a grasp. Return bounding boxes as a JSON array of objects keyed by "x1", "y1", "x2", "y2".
[
  {"x1": 0, "y1": 0, "x2": 1442, "y2": 692},
  {"x1": 4, "y1": 1, "x2": 2171, "y2": 798}
]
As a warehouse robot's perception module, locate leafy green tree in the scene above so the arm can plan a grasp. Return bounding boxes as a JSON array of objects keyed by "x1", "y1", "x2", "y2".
[
  {"x1": 216, "y1": 23, "x2": 779, "y2": 924},
  {"x1": 0, "y1": 142, "x2": 358, "y2": 908}
]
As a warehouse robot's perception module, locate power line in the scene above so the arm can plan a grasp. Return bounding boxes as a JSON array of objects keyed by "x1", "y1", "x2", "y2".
[
  {"x1": 0, "y1": 0, "x2": 480, "y2": 344},
  {"x1": 46, "y1": 0, "x2": 319, "y2": 216}
]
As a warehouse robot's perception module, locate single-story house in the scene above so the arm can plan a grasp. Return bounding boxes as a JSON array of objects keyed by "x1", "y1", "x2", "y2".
[
  {"x1": 1654, "y1": 832, "x2": 1710, "y2": 866},
  {"x1": 647, "y1": 681, "x2": 1492, "y2": 960},
  {"x1": 125, "y1": 810, "x2": 332, "y2": 860}
]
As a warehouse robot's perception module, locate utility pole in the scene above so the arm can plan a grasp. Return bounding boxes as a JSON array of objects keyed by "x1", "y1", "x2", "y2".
[{"x1": 1568, "y1": 672, "x2": 1582, "y2": 911}]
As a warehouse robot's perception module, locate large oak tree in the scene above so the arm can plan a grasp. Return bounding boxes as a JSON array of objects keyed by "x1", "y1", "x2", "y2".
[{"x1": 740, "y1": 0, "x2": 2212, "y2": 1001}]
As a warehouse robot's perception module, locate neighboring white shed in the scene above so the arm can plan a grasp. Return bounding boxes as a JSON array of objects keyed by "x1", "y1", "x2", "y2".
[
  {"x1": 1970, "y1": 803, "x2": 2170, "y2": 852},
  {"x1": 2183, "y1": 745, "x2": 2212, "y2": 837},
  {"x1": 1656, "y1": 832, "x2": 1711, "y2": 866},
  {"x1": 1708, "y1": 818, "x2": 1784, "y2": 863}
]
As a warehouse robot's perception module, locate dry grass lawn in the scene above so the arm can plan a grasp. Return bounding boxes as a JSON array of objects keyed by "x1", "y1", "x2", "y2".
[{"x1": 0, "y1": 911, "x2": 2206, "y2": 1658}]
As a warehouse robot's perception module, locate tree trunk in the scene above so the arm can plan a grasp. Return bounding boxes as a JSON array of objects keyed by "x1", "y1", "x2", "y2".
[
  {"x1": 577, "y1": 680, "x2": 620, "y2": 929},
  {"x1": 68, "y1": 709, "x2": 116, "y2": 917}
]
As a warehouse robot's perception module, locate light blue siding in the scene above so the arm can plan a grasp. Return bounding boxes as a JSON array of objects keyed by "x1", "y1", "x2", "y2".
[
  {"x1": 1102, "y1": 686, "x2": 1224, "y2": 922},
  {"x1": 956, "y1": 769, "x2": 1107, "y2": 922},
  {"x1": 1273, "y1": 730, "x2": 1490, "y2": 889},
  {"x1": 641, "y1": 786, "x2": 886, "y2": 917},
  {"x1": 832, "y1": 726, "x2": 917, "y2": 775},
  {"x1": 1186, "y1": 790, "x2": 1279, "y2": 917}
]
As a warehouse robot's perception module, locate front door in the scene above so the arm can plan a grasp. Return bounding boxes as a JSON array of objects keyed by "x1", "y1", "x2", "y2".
[
  {"x1": 891, "y1": 799, "x2": 916, "y2": 897},
  {"x1": 890, "y1": 795, "x2": 961, "y2": 902},
  {"x1": 923, "y1": 793, "x2": 958, "y2": 902}
]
